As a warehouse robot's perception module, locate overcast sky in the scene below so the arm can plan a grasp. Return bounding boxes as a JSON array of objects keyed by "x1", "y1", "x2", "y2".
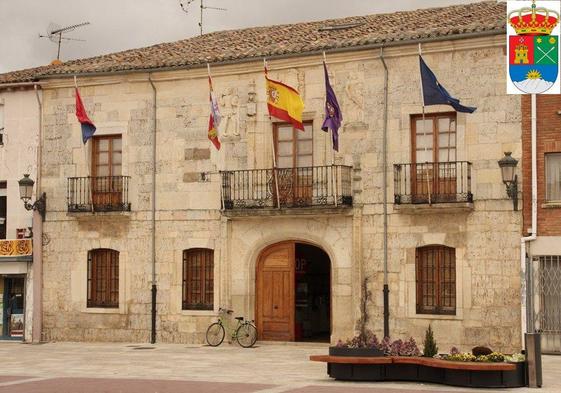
[{"x1": 0, "y1": 0, "x2": 476, "y2": 74}]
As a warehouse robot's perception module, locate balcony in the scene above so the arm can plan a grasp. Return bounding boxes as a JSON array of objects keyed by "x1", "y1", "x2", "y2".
[
  {"x1": 67, "y1": 176, "x2": 131, "y2": 213},
  {"x1": 220, "y1": 165, "x2": 352, "y2": 213},
  {"x1": 393, "y1": 161, "x2": 473, "y2": 210}
]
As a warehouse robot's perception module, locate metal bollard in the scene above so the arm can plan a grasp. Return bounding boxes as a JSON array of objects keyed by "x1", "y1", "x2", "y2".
[{"x1": 525, "y1": 333, "x2": 542, "y2": 388}]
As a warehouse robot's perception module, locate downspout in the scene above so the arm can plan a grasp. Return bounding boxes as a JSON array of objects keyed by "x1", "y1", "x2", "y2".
[
  {"x1": 380, "y1": 47, "x2": 390, "y2": 339},
  {"x1": 521, "y1": 93, "x2": 537, "y2": 343},
  {"x1": 32, "y1": 84, "x2": 43, "y2": 343},
  {"x1": 148, "y1": 75, "x2": 157, "y2": 344}
]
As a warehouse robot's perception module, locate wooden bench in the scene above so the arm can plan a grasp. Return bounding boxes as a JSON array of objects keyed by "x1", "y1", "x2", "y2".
[
  {"x1": 310, "y1": 355, "x2": 516, "y2": 370},
  {"x1": 310, "y1": 354, "x2": 525, "y2": 388}
]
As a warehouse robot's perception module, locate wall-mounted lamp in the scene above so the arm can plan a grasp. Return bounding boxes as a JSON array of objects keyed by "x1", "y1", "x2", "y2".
[
  {"x1": 498, "y1": 152, "x2": 518, "y2": 211},
  {"x1": 18, "y1": 174, "x2": 46, "y2": 221}
]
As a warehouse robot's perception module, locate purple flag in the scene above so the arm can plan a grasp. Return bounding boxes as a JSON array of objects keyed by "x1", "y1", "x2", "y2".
[{"x1": 321, "y1": 62, "x2": 342, "y2": 151}]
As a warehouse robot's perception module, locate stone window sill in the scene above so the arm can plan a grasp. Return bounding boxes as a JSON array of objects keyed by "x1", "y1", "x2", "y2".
[
  {"x1": 82, "y1": 307, "x2": 124, "y2": 314},
  {"x1": 180, "y1": 310, "x2": 217, "y2": 317},
  {"x1": 542, "y1": 202, "x2": 561, "y2": 209},
  {"x1": 414, "y1": 313, "x2": 462, "y2": 321}
]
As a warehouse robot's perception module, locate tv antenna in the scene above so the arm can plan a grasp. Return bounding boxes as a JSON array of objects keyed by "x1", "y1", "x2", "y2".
[
  {"x1": 180, "y1": 0, "x2": 226, "y2": 35},
  {"x1": 39, "y1": 22, "x2": 90, "y2": 61}
]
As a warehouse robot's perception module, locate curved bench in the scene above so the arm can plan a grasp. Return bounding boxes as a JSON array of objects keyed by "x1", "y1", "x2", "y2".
[{"x1": 310, "y1": 355, "x2": 526, "y2": 388}]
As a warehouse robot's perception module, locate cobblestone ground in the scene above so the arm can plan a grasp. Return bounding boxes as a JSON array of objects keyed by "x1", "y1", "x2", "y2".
[{"x1": 0, "y1": 342, "x2": 559, "y2": 392}]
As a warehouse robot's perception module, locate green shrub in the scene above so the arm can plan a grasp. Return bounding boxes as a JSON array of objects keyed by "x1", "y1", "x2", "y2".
[{"x1": 422, "y1": 324, "x2": 438, "y2": 357}]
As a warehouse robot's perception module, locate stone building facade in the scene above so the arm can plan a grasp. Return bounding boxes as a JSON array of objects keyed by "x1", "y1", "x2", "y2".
[{"x1": 1, "y1": 2, "x2": 523, "y2": 352}]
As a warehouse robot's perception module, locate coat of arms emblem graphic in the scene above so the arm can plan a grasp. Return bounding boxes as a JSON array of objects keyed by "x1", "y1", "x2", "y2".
[{"x1": 508, "y1": 0, "x2": 560, "y2": 94}]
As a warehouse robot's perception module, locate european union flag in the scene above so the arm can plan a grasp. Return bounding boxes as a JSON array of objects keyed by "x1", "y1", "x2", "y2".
[{"x1": 419, "y1": 56, "x2": 476, "y2": 114}]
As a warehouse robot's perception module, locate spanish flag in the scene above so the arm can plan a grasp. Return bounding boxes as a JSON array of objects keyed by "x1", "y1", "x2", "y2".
[{"x1": 265, "y1": 71, "x2": 304, "y2": 130}]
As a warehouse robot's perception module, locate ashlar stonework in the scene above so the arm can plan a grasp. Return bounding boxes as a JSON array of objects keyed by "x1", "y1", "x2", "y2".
[{"x1": 39, "y1": 35, "x2": 522, "y2": 353}]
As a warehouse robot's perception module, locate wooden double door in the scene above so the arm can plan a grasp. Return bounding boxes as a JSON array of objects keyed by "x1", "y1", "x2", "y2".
[
  {"x1": 256, "y1": 242, "x2": 295, "y2": 341},
  {"x1": 411, "y1": 113, "x2": 458, "y2": 203},
  {"x1": 92, "y1": 135, "x2": 123, "y2": 209},
  {"x1": 256, "y1": 241, "x2": 331, "y2": 342},
  {"x1": 274, "y1": 123, "x2": 313, "y2": 207}
]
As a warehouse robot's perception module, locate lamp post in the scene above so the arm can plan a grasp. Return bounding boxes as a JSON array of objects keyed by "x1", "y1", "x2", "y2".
[
  {"x1": 498, "y1": 152, "x2": 519, "y2": 211},
  {"x1": 18, "y1": 174, "x2": 46, "y2": 221}
]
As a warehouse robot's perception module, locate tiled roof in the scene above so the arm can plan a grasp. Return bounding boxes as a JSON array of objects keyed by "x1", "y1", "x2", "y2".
[{"x1": 0, "y1": 1, "x2": 506, "y2": 84}]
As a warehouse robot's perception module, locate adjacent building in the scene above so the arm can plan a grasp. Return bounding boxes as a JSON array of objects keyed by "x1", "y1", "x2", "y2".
[
  {"x1": 522, "y1": 94, "x2": 561, "y2": 354},
  {"x1": 0, "y1": 1, "x2": 526, "y2": 352},
  {"x1": 0, "y1": 84, "x2": 41, "y2": 341}
]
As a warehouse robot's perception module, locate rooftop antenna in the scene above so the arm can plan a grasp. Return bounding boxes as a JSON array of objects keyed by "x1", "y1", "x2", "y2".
[
  {"x1": 39, "y1": 22, "x2": 90, "y2": 61},
  {"x1": 180, "y1": 0, "x2": 226, "y2": 35}
]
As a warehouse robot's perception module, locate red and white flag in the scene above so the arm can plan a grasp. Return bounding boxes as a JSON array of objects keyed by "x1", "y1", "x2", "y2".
[{"x1": 208, "y1": 70, "x2": 221, "y2": 150}]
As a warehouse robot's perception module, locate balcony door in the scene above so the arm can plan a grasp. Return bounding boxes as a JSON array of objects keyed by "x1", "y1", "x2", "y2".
[
  {"x1": 273, "y1": 122, "x2": 313, "y2": 207},
  {"x1": 411, "y1": 113, "x2": 457, "y2": 203},
  {"x1": 92, "y1": 135, "x2": 122, "y2": 210}
]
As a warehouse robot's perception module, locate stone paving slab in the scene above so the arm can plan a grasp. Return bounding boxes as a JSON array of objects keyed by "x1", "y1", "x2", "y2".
[
  {"x1": 0, "y1": 377, "x2": 273, "y2": 393},
  {"x1": 285, "y1": 386, "x2": 471, "y2": 393},
  {"x1": 0, "y1": 376, "x2": 29, "y2": 383}
]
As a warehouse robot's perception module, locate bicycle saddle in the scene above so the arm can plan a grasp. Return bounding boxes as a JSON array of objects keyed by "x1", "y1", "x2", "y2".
[{"x1": 235, "y1": 316, "x2": 244, "y2": 321}]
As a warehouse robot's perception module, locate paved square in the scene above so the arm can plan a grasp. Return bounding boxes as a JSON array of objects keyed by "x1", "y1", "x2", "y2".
[{"x1": 0, "y1": 342, "x2": 559, "y2": 392}]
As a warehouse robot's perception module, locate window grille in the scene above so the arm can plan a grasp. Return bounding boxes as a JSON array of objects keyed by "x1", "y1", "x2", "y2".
[
  {"x1": 87, "y1": 249, "x2": 119, "y2": 308},
  {"x1": 182, "y1": 248, "x2": 214, "y2": 310},
  {"x1": 416, "y1": 245, "x2": 456, "y2": 315}
]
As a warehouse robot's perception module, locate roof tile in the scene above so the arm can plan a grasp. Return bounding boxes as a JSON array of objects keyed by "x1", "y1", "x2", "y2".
[{"x1": 0, "y1": 1, "x2": 506, "y2": 84}]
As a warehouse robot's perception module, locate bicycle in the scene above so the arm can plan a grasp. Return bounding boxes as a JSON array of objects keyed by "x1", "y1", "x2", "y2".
[{"x1": 205, "y1": 307, "x2": 258, "y2": 348}]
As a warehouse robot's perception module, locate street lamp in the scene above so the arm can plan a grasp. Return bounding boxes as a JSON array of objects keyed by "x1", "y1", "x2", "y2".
[
  {"x1": 18, "y1": 174, "x2": 46, "y2": 221},
  {"x1": 498, "y1": 152, "x2": 518, "y2": 211}
]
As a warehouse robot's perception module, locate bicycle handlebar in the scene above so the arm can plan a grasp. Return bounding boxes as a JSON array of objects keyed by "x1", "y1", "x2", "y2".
[{"x1": 219, "y1": 307, "x2": 233, "y2": 314}]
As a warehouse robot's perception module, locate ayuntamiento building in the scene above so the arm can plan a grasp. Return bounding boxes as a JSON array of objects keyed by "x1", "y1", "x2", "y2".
[{"x1": 0, "y1": 1, "x2": 524, "y2": 352}]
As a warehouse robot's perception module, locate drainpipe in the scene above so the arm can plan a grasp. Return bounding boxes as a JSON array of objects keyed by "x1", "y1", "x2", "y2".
[
  {"x1": 148, "y1": 75, "x2": 157, "y2": 344},
  {"x1": 521, "y1": 93, "x2": 537, "y2": 344},
  {"x1": 31, "y1": 84, "x2": 43, "y2": 343},
  {"x1": 380, "y1": 47, "x2": 390, "y2": 339}
]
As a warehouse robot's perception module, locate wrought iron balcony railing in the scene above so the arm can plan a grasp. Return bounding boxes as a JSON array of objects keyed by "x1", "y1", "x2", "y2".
[
  {"x1": 67, "y1": 176, "x2": 131, "y2": 213},
  {"x1": 393, "y1": 161, "x2": 472, "y2": 205},
  {"x1": 220, "y1": 165, "x2": 352, "y2": 210}
]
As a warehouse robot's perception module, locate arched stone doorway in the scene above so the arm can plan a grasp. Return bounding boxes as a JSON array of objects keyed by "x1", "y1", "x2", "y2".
[{"x1": 255, "y1": 241, "x2": 331, "y2": 342}]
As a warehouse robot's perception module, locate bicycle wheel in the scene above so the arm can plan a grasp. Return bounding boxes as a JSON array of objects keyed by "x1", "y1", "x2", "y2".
[
  {"x1": 206, "y1": 322, "x2": 225, "y2": 347},
  {"x1": 236, "y1": 323, "x2": 257, "y2": 348}
]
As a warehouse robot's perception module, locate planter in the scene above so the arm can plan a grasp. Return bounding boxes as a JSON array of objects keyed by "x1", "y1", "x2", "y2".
[
  {"x1": 311, "y1": 355, "x2": 528, "y2": 388},
  {"x1": 328, "y1": 346, "x2": 384, "y2": 357}
]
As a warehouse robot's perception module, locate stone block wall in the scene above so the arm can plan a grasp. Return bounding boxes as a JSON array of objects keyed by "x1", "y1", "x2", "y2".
[{"x1": 39, "y1": 35, "x2": 523, "y2": 351}]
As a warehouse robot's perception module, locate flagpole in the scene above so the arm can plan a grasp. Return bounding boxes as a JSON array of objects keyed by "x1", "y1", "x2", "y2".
[
  {"x1": 418, "y1": 44, "x2": 431, "y2": 205},
  {"x1": 208, "y1": 63, "x2": 225, "y2": 211},
  {"x1": 265, "y1": 58, "x2": 281, "y2": 209},
  {"x1": 323, "y1": 51, "x2": 338, "y2": 207}
]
